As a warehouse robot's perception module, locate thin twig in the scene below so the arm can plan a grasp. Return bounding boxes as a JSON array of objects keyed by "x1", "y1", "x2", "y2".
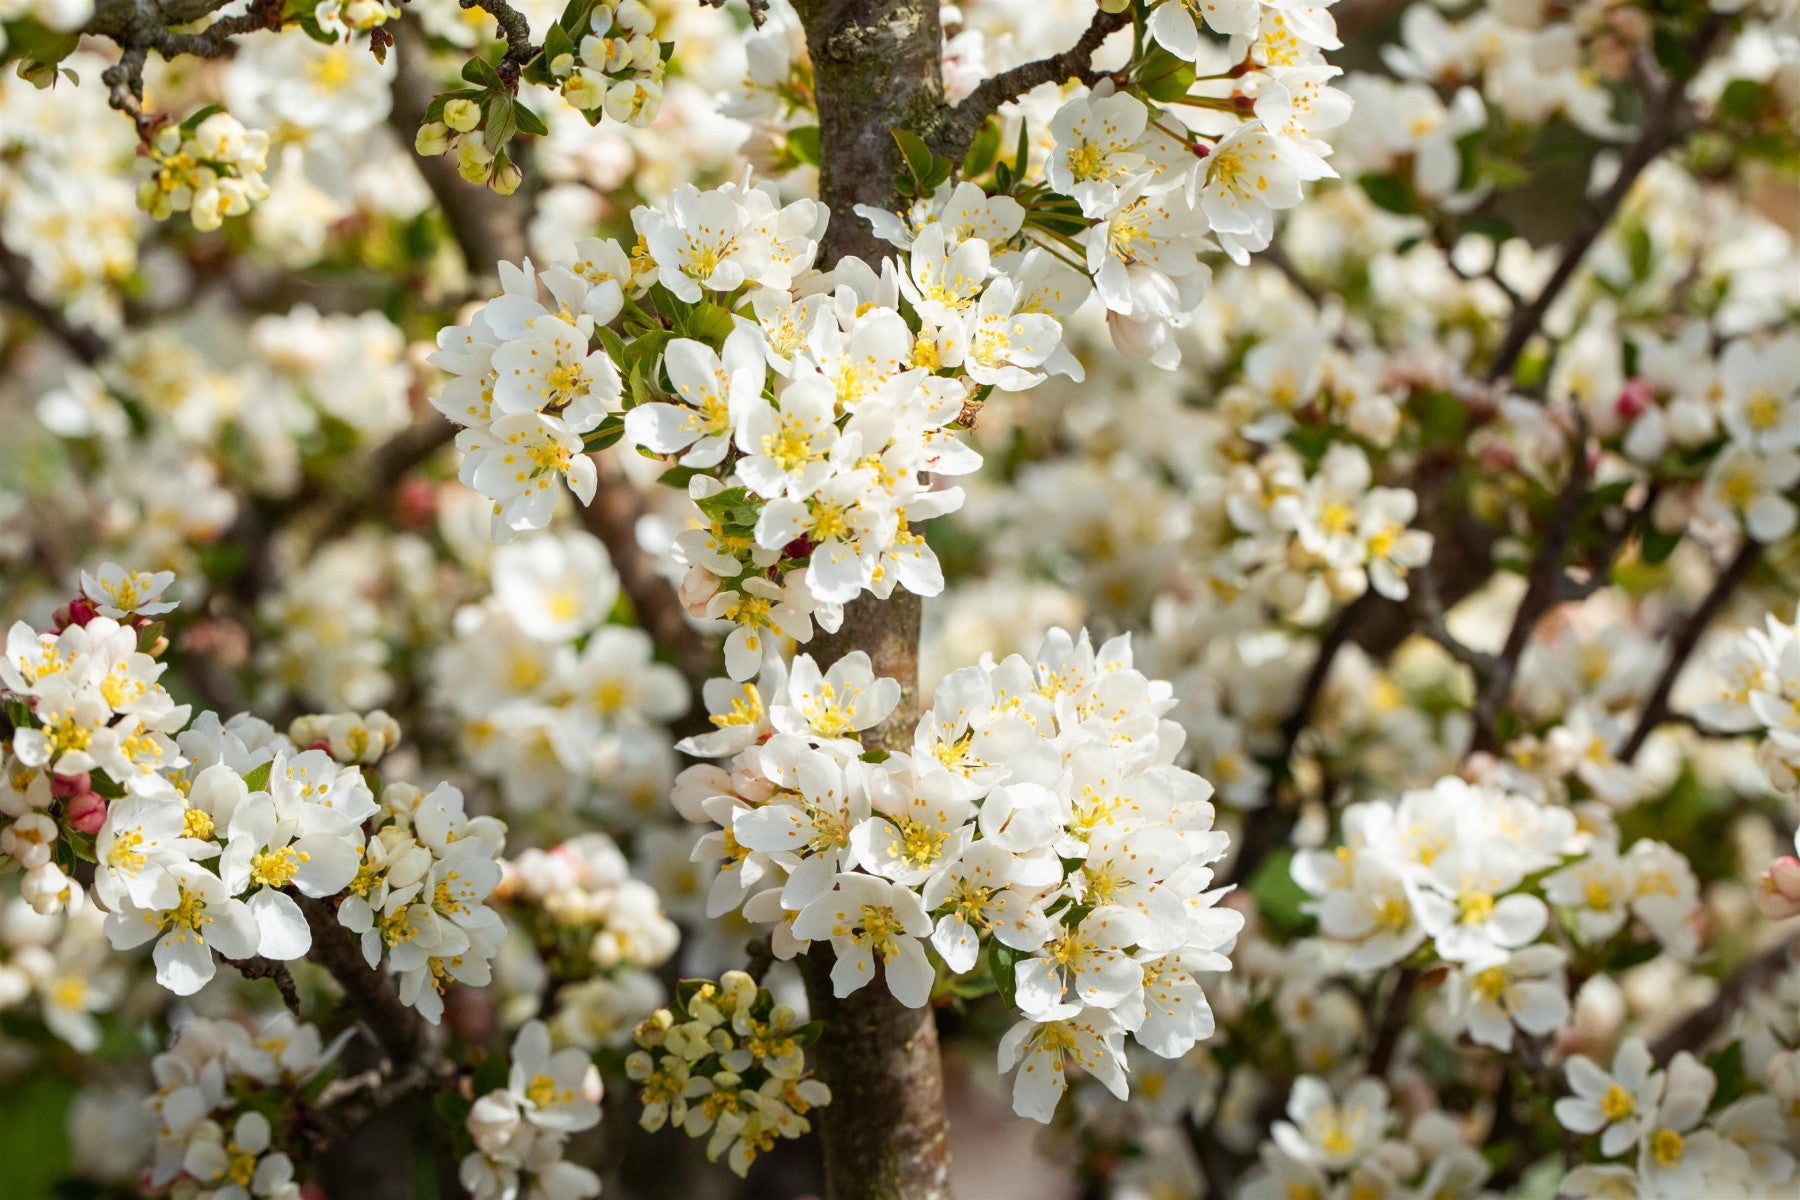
[
  {"x1": 930, "y1": 7, "x2": 1129, "y2": 161},
  {"x1": 1468, "y1": 421, "x2": 1591, "y2": 753},
  {"x1": 1486, "y1": 15, "x2": 1728, "y2": 383},
  {"x1": 1650, "y1": 934, "x2": 1800, "y2": 1061},
  {"x1": 226, "y1": 955, "x2": 303, "y2": 1016},
  {"x1": 1620, "y1": 537, "x2": 1761, "y2": 764},
  {"x1": 0, "y1": 240, "x2": 110, "y2": 365}
]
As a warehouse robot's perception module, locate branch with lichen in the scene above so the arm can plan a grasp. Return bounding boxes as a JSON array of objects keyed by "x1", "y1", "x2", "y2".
[{"x1": 929, "y1": 7, "x2": 1129, "y2": 161}]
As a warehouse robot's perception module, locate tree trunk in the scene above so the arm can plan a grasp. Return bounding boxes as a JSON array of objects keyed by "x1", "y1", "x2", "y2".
[
  {"x1": 801, "y1": 592, "x2": 953, "y2": 1200},
  {"x1": 784, "y1": 4, "x2": 955, "y2": 1190}
]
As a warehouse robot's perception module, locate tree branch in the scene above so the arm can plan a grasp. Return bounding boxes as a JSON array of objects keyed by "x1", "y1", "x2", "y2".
[
  {"x1": 390, "y1": 16, "x2": 530, "y2": 273},
  {"x1": 1468, "y1": 422, "x2": 1591, "y2": 754},
  {"x1": 576, "y1": 457, "x2": 716, "y2": 698},
  {"x1": 1485, "y1": 15, "x2": 1728, "y2": 383},
  {"x1": 1650, "y1": 933, "x2": 1800, "y2": 1061},
  {"x1": 930, "y1": 7, "x2": 1128, "y2": 162},
  {"x1": 298, "y1": 895, "x2": 435, "y2": 1064},
  {"x1": 0, "y1": 240, "x2": 110, "y2": 365},
  {"x1": 226, "y1": 955, "x2": 303, "y2": 1016},
  {"x1": 1619, "y1": 536, "x2": 1761, "y2": 764}
]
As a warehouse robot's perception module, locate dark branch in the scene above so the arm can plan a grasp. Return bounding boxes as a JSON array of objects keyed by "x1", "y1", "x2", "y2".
[
  {"x1": 1619, "y1": 537, "x2": 1761, "y2": 764},
  {"x1": 1468, "y1": 419, "x2": 1592, "y2": 754},
  {"x1": 226, "y1": 955, "x2": 303, "y2": 1015},
  {"x1": 298, "y1": 895, "x2": 434, "y2": 1063},
  {"x1": 576, "y1": 456, "x2": 716, "y2": 700},
  {"x1": 1486, "y1": 16, "x2": 1728, "y2": 383},
  {"x1": 930, "y1": 7, "x2": 1128, "y2": 162},
  {"x1": 0, "y1": 240, "x2": 110, "y2": 365},
  {"x1": 1650, "y1": 934, "x2": 1800, "y2": 1061}
]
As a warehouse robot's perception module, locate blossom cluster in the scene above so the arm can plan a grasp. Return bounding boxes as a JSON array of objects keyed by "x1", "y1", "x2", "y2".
[
  {"x1": 458, "y1": 1020, "x2": 604, "y2": 1200},
  {"x1": 1245, "y1": 1075, "x2": 1495, "y2": 1200},
  {"x1": 1224, "y1": 441, "x2": 1433, "y2": 621},
  {"x1": 3, "y1": 564, "x2": 188, "y2": 915},
  {"x1": 496, "y1": 830, "x2": 680, "y2": 1049},
  {"x1": 1294, "y1": 775, "x2": 1699, "y2": 1049},
  {"x1": 673, "y1": 627, "x2": 1240, "y2": 1121},
  {"x1": 431, "y1": 529, "x2": 689, "y2": 818},
  {"x1": 4, "y1": 565, "x2": 511, "y2": 1021},
  {"x1": 145, "y1": 1015, "x2": 344, "y2": 1200},
  {"x1": 626, "y1": 969, "x2": 830, "y2": 1176},
  {"x1": 1554, "y1": 1037, "x2": 1796, "y2": 1197},
  {"x1": 138, "y1": 110, "x2": 273, "y2": 232}
]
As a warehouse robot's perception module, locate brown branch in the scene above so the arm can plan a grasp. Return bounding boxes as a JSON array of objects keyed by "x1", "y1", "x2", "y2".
[
  {"x1": 931, "y1": 8, "x2": 1128, "y2": 162},
  {"x1": 1619, "y1": 537, "x2": 1761, "y2": 764},
  {"x1": 1650, "y1": 934, "x2": 1800, "y2": 1061},
  {"x1": 1486, "y1": 15, "x2": 1729, "y2": 383},
  {"x1": 1230, "y1": 598, "x2": 1368, "y2": 886},
  {"x1": 1468, "y1": 421, "x2": 1591, "y2": 754},
  {"x1": 390, "y1": 16, "x2": 529, "y2": 274},
  {"x1": 699, "y1": 0, "x2": 770, "y2": 26},
  {"x1": 298, "y1": 895, "x2": 434, "y2": 1064},
  {"x1": 577, "y1": 457, "x2": 715, "y2": 699},
  {"x1": 0, "y1": 240, "x2": 110, "y2": 365},
  {"x1": 226, "y1": 955, "x2": 303, "y2": 1015},
  {"x1": 1366, "y1": 968, "x2": 1418, "y2": 1078},
  {"x1": 457, "y1": 0, "x2": 539, "y2": 77}
]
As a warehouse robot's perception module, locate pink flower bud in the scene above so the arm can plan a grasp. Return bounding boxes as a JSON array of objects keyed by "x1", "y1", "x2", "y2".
[
  {"x1": 58, "y1": 596, "x2": 99, "y2": 628},
  {"x1": 66, "y1": 790, "x2": 107, "y2": 835},
  {"x1": 50, "y1": 771, "x2": 91, "y2": 798},
  {"x1": 1756, "y1": 856, "x2": 1800, "y2": 921},
  {"x1": 1616, "y1": 378, "x2": 1654, "y2": 422}
]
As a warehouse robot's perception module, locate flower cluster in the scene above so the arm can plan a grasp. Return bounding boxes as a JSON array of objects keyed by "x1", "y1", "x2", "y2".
[
  {"x1": 1554, "y1": 1037, "x2": 1796, "y2": 1197},
  {"x1": 1246, "y1": 1075, "x2": 1495, "y2": 1200},
  {"x1": 497, "y1": 830, "x2": 679, "y2": 1049},
  {"x1": 626, "y1": 969, "x2": 829, "y2": 1176},
  {"x1": 545, "y1": 0, "x2": 668, "y2": 126},
  {"x1": 431, "y1": 528, "x2": 690, "y2": 819},
  {"x1": 1700, "y1": 601, "x2": 1800, "y2": 792},
  {"x1": 3, "y1": 564, "x2": 188, "y2": 915},
  {"x1": 1224, "y1": 441, "x2": 1433, "y2": 621},
  {"x1": 674, "y1": 627, "x2": 1239, "y2": 1120},
  {"x1": 138, "y1": 110, "x2": 273, "y2": 232},
  {"x1": 0, "y1": 886, "x2": 121, "y2": 1051},
  {"x1": 1293, "y1": 775, "x2": 1699, "y2": 1049},
  {"x1": 338, "y1": 778, "x2": 508, "y2": 1023},
  {"x1": 145, "y1": 1015, "x2": 344, "y2": 1200},
  {"x1": 457, "y1": 1020, "x2": 603, "y2": 1200}
]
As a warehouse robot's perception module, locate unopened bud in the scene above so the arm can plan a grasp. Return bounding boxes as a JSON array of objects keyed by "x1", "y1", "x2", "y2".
[
  {"x1": 1757, "y1": 856, "x2": 1800, "y2": 921},
  {"x1": 444, "y1": 98, "x2": 482, "y2": 133},
  {"x1": 66, "y1": 791, "x2": 107, "y2": 835}
]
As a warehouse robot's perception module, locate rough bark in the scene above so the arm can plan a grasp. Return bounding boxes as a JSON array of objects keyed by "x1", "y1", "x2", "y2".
[
  {"x1": 800, "y1": 592, "x2": 953, "y2": 1200},
  {"x1": 782, "y1": 4, "x2": 959, "y2": 1171},
  {"x1": 792, "y1": 0, "x2": 945, "y2": 264}
]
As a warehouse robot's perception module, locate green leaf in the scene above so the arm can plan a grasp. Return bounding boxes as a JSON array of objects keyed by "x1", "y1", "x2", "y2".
[
  {"x1": 892, "y1": 129, "x2": 935, "y2": 189},
  {"x1": 557, "y1": 0, "x2": 591, "y2": 35},
  {"x1": 1705, "y1": 1041, "x2": 1746, "y2": 1110},
  {"x1": 514, "y1": 101, "x2": 549, "y2": 138},
  {"x1": 787, "y1": 125, "x2": 821, "y2": 167},
  {"x1": 792, "y1": 1020, "x2": 824, "y2": 1048},
  {"x1": 989, "y1": 942, "x2": 1022, "y2": 1008},
  {"x1": 486, "y1": 93, "x2": 518, "y2": 152},
  {"x1": 1357, "y1": 172, "x2": 1417, "y2": 215},
  {"x1": 544, "y1": 21, "x2": 576, "y2": 64},
  {"x1": 584, "y1": 415, "x2": 624, "y2": 453},
  {"x1": 178, "y1": 104, "x2": 227, "y2": 137},
  {"x1": 1639, "y1": 525, "x2": 1681, "y2": 566},
  {"x1": 461, "y1": 55, "x2": 504, "y2": 89},
  {"x1": 1137, "y1": 47, "x2": 1195, "y2": 103},
  {"x1": 241, "y1": 761, "x2": 274, "y2": 793},
  {"x1": 963, "y1": 117, "x2": 1003, "y2": 178}
]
